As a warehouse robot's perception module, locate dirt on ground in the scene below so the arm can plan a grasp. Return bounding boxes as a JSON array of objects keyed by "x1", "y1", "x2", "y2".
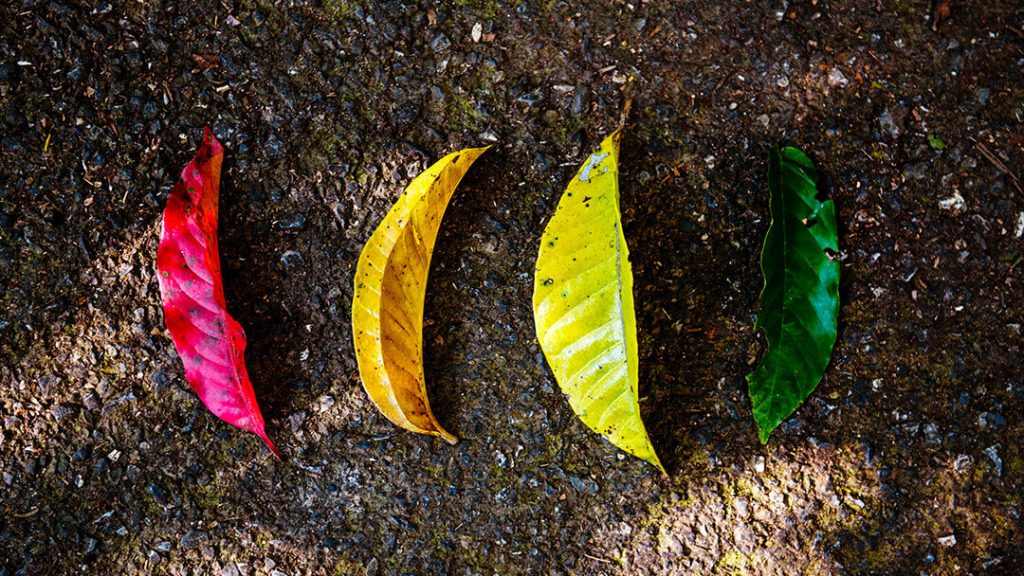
[{"x1": 1, "y1": 1, "x2": 1023, "y2": 574}]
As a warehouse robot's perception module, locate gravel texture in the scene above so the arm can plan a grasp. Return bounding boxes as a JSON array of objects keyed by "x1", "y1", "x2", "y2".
[{"x1": 1, "y1": 1, "x2": 1022, "y2": 574}]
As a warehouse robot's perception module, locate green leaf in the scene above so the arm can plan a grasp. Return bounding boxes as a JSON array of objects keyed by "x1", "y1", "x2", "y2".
[
  {"x1": 927, "y1": 134, "x2": 946, "y2": 150},
  {"x1": 532, "y1": 128, "x2": 664, "y2": 472},
  {"x1": 747, "y1": 145, "x2": 839, "y2": 444}
]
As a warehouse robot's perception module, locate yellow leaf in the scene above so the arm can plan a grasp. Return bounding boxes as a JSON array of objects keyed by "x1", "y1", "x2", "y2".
[
  {"x1": 532, "y1": 129, "x2": 664, "y2": 472},
  {"x1": 352, "y1": 147, "x2": 489, "y2": 443}
]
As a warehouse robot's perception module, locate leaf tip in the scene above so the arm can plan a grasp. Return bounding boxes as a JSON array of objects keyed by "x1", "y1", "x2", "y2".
[
  {"x1": 649, "y1": 455, "x2": 668, "y2": 476},
  {"x1": 755, "y1": 417, "x2": 776, "y2": 445},
  {"x1": 436, "y1": 427, "x2": 459, "y2": 445},
  {"x1": 199, "y1": 126, "x2": 224, "y2": 159},
  {"x1": 618, "y1": 98, "x2": 633, "y2": 131},
  {"x1": 254, "y1": 428, "x2": 282, "y2": 460}
]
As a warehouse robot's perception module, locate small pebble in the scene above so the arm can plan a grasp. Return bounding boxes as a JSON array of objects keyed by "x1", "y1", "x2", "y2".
[
  {"x1": 146, "y1": 483, "x2": 168, "y2": 505},
  {"x1": 276, "y1": 213, "x2": 306, "y2": 231},
  {"x1": 984, "y1": 445, "x2": 1002, "y2": 476},
  {"x1": 828, "y1": 68, "x2": 849, "y2": 87},
  {"x1": 515, "y1": 92, "x2": 540, "y2": 106},
  {"x1": 430, "y1": 33, "x2": 451, "y2": 53},
  {"x1": 289, "y1": 411, "x2": 307, "y2": 432},
  {"x1": 977, "y1": 412, "x2": 1006, "y2": 430},
  {"x1": 938, "y1": 191, "x2": 964, "y2": 213},
  {"x1": 879, "y1": 108, "x2": 900, "y2": 139},
  {"x1": 265, "y1": 134, "x2": 283, "y2": 158},
  {"x1": 279, "y1": 250, "x2": 304, "y2": 269}
]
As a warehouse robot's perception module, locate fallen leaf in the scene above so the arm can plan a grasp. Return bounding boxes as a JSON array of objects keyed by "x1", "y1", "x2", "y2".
[
  {"x1": 532, "y1": 121, "x2": 664, "y2": 472},
  {"x1": 157, "y1": 128, "x2": 279, "y2": 457},
  {"x1": 932, "y1": 0, "x2": 951, "y2": 31},
  {"x1": 747, "y1": 145, "x2": 839, "y2": 444},
  {"x1": 352, "y1": 147, "x2": 490, "y2": 443},
  {"x1": 190, "y1": 53, "x2": 220, "y2": 69}
]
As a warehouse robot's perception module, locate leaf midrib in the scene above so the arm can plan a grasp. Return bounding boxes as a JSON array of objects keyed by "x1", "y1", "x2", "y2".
[
  {"x1": 610, "y1": 163, "x2": 632, "y2": 400},
  {"x1": 771, "y1": 154, "x2": 790, "y2": 360}
]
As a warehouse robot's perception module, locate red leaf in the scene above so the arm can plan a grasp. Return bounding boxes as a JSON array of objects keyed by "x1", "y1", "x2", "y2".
[{"x1": 156, "y1": 128, "x2": 280, "y2": 458}]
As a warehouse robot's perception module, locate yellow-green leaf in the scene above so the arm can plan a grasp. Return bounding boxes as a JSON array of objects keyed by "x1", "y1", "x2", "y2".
[
  {"x1": 352, "y1": 147, "x2": 489, "y2": 443},
  {"x1": 532, "y1": 129, "x2": 664, "y2": 472}
]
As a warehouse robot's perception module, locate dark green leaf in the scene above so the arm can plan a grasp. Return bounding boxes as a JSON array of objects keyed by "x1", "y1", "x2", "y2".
[{"x1": 747, "y1": 145, "x2": 839, "y2": 443}]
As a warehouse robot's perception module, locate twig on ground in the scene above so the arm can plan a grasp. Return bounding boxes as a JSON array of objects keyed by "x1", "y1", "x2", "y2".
[
  {"x1": 971, "y1": 139, "x2": 1023, "y2": 194},
  {"x1": 1005, "y1": 25, "x2": 1024, "y2": 40}
]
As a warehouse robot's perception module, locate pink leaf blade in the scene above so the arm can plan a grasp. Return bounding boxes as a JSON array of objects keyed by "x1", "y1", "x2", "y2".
[{"x1": 156, "y1": 128, "x2": 279, "y2": 459}]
